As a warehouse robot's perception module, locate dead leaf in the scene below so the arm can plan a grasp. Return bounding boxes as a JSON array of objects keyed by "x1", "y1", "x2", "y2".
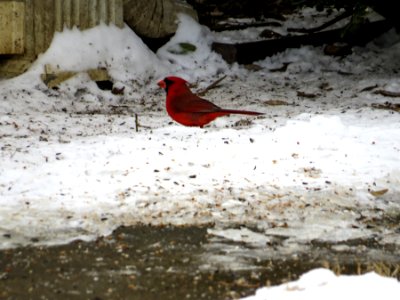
[
  {"x1": 323, "y1": 44, "x2": 352, "y2": 56},
  {"x1": 264, "y1": 99, "x2": 289, "y2": 106},
  {"x1": 369, "y1": 188, "x2": 389, "y2": 197}
]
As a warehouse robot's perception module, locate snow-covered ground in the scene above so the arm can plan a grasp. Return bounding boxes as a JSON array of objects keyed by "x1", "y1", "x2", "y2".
[{"x1": 1, "y1": 8, "x2": 399, "y2": 298}]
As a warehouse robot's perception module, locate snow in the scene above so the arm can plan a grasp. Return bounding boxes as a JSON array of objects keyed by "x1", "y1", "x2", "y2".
[
  {"x1": 0, "y1": 8, "x2": 399, "y2": 296},
  {"x1": 33, "y1": 24, "x2": 165, "y2": 81},
  {"x1": 241, "y1": 268, "x2": 400, "y2": 300},
  {"x1": 157, "y1": 14, "x2": 229, "y2": 80}
]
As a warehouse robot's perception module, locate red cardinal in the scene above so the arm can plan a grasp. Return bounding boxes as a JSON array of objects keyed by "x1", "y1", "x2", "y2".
[{"x1": 158, "y1": 76, "x2": 263, "y2": 128}]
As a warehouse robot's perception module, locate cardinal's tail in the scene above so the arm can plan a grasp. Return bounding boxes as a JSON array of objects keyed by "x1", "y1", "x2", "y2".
[{"x1": 219, "y1": 109, "x2": 264, "y2": 116}]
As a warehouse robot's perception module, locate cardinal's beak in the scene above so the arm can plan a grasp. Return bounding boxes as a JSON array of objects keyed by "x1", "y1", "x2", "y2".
[{"x1": 157, "y1": 80, "x2": 166, "y2": 89}]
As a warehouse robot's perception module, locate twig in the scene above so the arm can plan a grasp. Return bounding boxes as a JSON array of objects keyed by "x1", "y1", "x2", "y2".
[
  {"x1": 360, "y1": 84, "x2": 378, "y2": 92},
  {"x1": 135, "y1": 114, "x2": 139, "y2": 132},
  {"x1": 297, "y1": 91, "x2": 318, "y2": 98},
  {"x1": 213, "y1": 21, "x2": 282, "y2": 32},
  {"x1": 197, "y1": 75, "x2": 227, "y2": 96},
  {"x1": 375, "y1": 90, "x2": 400, "y2": 98},
  {"x1": 110, "y1": 105, "x2": 135, "y2": 109},
  {"x1": 371, "y1": 102, "x2": 400, "y2": 112}
]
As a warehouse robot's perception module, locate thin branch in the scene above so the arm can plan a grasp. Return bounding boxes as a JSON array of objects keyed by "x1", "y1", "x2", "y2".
[
  {"x1": 197, "y1": 75, "x2": 227, "y2": 96},
  {"x1": 135, "y1": 113, "x2": 139, "y2": 132},
  {"x1": 371, "y1": 102, "x2": 400, "y2": 112},
  {"x1": 375, "y1": 90, "x2": 400, "y2": 98},
  {"x1": 213, "y1": 21, "x2": 282, "y2": 32}
]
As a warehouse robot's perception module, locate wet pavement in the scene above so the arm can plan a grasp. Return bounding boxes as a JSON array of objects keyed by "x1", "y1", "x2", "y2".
[{"x1": 0, "y1": 225, "x2": 399, "y2": 300}]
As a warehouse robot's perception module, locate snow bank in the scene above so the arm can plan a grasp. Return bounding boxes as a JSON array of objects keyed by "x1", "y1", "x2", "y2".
[{"x1": 241, "y1": 268, "x2": 400, "y2": 300}]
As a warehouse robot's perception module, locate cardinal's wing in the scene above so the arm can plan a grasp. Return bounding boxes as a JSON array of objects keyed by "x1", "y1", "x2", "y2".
[{"x1": 174, "y1": 94, "x2": 221, "y2": 113}]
